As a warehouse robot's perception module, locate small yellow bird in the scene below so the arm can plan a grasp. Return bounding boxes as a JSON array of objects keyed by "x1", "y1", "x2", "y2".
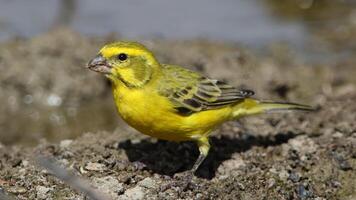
[{"x1": 87, "y1": 41, "x2": 312, "y2": 175}]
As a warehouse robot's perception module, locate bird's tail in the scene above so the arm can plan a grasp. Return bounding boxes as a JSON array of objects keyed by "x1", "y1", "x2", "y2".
[{"x1": 232, "y1": 98, "x2": 314, "y2": 118}]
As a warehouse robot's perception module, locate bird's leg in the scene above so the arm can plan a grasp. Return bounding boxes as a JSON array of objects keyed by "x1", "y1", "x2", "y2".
[
  {"x1": 190, "y1": 137, "x2": 210, "y2": 174},
  {"x1": 171, "y1": 137, "x2": 210, "y2": 190},
  {"x1": 175, "y1": 137, "x2": 210, "y2": 180}
]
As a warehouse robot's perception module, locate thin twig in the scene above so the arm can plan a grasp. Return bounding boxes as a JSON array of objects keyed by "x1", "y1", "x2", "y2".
[{"x1": 37, "y1": 156, "x2": 111, "y2": 200}]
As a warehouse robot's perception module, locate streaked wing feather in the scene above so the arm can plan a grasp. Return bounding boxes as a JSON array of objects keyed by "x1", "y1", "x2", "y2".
[{"x1": 158, "y1": 64, "x2": 254, "y2": 115}]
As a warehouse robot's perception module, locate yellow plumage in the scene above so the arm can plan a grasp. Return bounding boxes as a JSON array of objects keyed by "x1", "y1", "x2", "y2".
[
  {"x1": 111, "y1": 82, "x2": 231, "y2": 142},
  {"x1": 87, "y1": 41, "x2": 313, "y2": 174}
]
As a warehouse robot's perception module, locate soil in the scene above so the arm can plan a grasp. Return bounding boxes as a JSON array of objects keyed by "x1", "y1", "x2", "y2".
[{"x1": 0, "y1": 28, "x2": 355, "y2": 199}]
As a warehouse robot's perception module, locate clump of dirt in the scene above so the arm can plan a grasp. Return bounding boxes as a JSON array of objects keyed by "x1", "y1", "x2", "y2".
[{"x1": 0, "y1": 28, "x2": 355, "y2": 199}]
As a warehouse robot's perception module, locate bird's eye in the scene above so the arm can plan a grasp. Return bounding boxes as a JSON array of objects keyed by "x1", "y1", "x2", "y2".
[{"x1": 117, "y1": 53, "x2": 128, "y2": 61}]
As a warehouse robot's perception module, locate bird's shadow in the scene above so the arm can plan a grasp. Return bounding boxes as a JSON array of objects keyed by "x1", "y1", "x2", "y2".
[{"x1": 119, "y1": 132, "x2": 297, "y2": 179}]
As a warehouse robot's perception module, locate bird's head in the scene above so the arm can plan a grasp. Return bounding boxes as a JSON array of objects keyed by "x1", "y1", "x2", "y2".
[{"x1": 87, "y1": 41, "x2": 160, "y2": 87}]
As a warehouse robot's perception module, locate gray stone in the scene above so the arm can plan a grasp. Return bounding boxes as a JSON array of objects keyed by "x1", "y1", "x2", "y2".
[
  {"x1": 84, "y1": 162, "x2": 106, "y2": 171},
  {"x1": 8, "y1": 186, "x2": 27, "y2": 194},
  {"x1": 92, "y1": 176, "x2": 124, "y2": 199},
  {"x1": 120, "y1": 186, "x2": 146, "y2": 200},
  {"x1": 36, "y1": 186, "x2": 52, "y2": 200},
  {"x1": 59, "y1": 139, "x2": 73, "y2": 148},
  {"x1": 138, "y1": 177, "x2": 158, "y2": 190}
]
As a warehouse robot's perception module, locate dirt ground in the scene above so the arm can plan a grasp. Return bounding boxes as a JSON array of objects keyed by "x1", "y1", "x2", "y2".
[{"x1": 0, "y1": 29, "x2": 355, "y2": 199}]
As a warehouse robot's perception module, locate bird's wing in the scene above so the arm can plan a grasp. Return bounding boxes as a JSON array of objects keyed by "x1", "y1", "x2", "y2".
[{"x1": 157, "y1": 64, "x2": 254, "y2": 115}]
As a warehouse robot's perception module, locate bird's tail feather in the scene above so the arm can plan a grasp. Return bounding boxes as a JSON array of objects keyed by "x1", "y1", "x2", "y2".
[{"x1": 232, "y1": 98, "x2": 314, "y2": 118}]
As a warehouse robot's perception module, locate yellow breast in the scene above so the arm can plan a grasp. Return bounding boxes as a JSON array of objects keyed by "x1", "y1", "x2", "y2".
[{"x1": 112, "y1": 84, "x2": 232, "y2": 141}]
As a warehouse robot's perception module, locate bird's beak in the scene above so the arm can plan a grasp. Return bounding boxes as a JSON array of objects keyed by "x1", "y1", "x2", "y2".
[{"x1": 87, "y1": 55, "x2": 112, "y2": 74}]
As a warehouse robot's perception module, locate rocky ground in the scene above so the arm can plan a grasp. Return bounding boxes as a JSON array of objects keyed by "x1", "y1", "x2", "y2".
[{"x1": 0, "y1": 29, "x2": 355, "y2": 199}]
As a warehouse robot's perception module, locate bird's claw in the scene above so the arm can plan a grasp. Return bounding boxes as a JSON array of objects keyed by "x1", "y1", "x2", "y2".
[{"x1": 173, "y1": 170, "x2": 197, "y2": 191}]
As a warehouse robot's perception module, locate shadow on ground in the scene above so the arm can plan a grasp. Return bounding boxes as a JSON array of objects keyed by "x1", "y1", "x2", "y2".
[{"x1": 119, "y1": 131, "x2": 298, "y2": 179}]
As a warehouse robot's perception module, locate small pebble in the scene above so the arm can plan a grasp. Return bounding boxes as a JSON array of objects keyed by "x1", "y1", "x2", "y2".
[
  {"x1": 21, "y1": 160, "x2": 29, "y2": 167},
  {"x1": 288, "y1": 172, "x2": 301, "y2": 183},
  {"x1": 92, "y1": 176, "x2": 124, "y2": 198},
  {"x1": 196, "y1": 193, "x2": 203, "y2": 199},
  {"x1": 84, "y1": 162, "x2": 107, "y2": 171},
  {"x1": 331, "y1": 180, "x2": 342, "y2": 188},
  {"x1": 296, "y1": 184, "x2": 312, "y2": 200},
  {"x1": 332, "y1": 152, "x2": 352, "y2": 171},
  {"x1": 237, "y1": 182, "x2": 245, "y2": 191},
  {"x1": 120, "y1": 186, "x2": 146, "y2": 200},
  {"x1": 8, "y1": 186, "x2": 27, "y2": 194},
  {"x1": 278, "y1": 169, "x2": 289, "y2": 181},
  {"x1": 267, "y1": 178, "x2": 275, "y2": 188},
  {"x1": 36, "y1": 186, "x2": 52, "y2": 200},
  {"x1": 59, "y1": 140, "x2": 73, "y2": 149},
  {"x1": 138, "y1": 177, "x2": 158, "y2": 189},
  {"x1": 132, "y1": 161, "x2": 146, "y2": 171}
]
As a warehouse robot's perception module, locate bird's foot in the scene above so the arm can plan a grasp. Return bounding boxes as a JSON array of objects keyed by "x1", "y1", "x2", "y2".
[
  {"x1": 160, "y1": 170, "x2": 198, "y2": 192},
  {"x1": 173, "y1": 170, "x2": 198, "y2": 191}
]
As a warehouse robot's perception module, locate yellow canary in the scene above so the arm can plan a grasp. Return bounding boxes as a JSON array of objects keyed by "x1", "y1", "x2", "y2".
[{"x1": 87, "y1": 41, "x2": 312, "y2": 174}]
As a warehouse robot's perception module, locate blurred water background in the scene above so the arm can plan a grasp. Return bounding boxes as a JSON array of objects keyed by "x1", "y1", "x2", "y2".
[
  {"x1": 1, "y1": 0, "x2": 355, "y2": 59},
  {"x1": 0, "y1": 0, "x2": 305, "y2": 45}
]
